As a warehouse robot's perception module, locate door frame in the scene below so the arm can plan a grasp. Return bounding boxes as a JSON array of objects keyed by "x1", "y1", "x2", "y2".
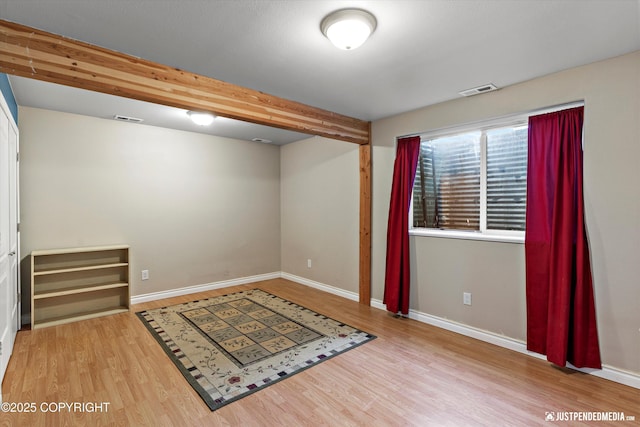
[{"x1": 0, "y1": 86, "x2": 19, "y2": 391}]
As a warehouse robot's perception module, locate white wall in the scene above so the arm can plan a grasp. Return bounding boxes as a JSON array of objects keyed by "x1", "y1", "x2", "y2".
[
  {"x1": 372, "y1": 51, "x2": 640, "y2": 374},
  {"x1": 19, "y1": 107, "x2": 281, "y2": 299},
  {"x1": 17, "y1": 51, "x2": 640, "y2": 377},
  {"x1": 280, "y1": 136, "x2": 359, "y2": 293}
]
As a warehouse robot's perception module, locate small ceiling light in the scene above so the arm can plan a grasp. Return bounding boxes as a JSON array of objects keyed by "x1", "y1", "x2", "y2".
[
  {"x1": 187, "y1": 111, "x2": 215, "y2": 126},
  {"x1": 321, "y1": 9, "x2": 377, "y2": 50}
]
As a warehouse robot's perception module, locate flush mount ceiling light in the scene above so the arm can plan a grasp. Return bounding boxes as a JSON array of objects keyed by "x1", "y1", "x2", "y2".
[
  {"x1": 321, "y1": 9, "x2": 377, "y2": 50},
  {"x1": 187, "y1": 111, "x2": 215, "y2": 126}
]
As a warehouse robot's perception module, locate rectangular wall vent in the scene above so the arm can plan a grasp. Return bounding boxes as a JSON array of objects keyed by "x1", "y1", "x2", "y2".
[
  {"x1": 459, "y1": 83, "x2": 499, "y2": 97},
  {"x1": 113, "y1": 115, "x2": 144, "y2": 123}
]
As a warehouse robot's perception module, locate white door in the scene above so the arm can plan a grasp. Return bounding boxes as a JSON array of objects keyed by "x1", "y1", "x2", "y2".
[
  {"x1": 8, "y1": 114, "x2": 19, "y2": 333},
  {"x1": 0, "y1": 93, "x2": 19, "y2": 387}
]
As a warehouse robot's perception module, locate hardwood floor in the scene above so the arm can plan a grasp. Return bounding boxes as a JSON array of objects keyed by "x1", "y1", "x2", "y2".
[{"x1": 1, "y1": 279, "x2": 638, "y2": 426}]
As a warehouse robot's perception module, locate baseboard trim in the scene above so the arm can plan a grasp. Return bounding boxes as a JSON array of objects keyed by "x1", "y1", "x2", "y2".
[
  {"x1": 131, "y1": 271, "x2": 640, "y2": 390},
  {"x1": 280, "y1": 272, "x2": 360, "y2": 302},
  {"x1": 371, "y1": 297, "x2": 640, "y2": 390},
  {"x1": 130, "y1": 272, "x2": 281, "y2": 304}
]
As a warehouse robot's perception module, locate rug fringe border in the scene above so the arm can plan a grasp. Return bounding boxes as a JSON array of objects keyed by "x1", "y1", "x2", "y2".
[{"x1": 136, "y1": 288, "x2": 376, "y2": 411}]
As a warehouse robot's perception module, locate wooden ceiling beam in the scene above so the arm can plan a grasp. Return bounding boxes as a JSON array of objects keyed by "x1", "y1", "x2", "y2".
[
  {"x1": 0, "y1": 20, "x2": 370, "y2": 144},
  {"x1": 0, "y1": 19, "x2": 374, "y2": 307}
]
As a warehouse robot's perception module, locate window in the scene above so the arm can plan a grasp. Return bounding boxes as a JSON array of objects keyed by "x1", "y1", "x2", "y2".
[
  {"x1": 485, "y1": 126, "x2": 528, "y2": 231},
  {"x1": 412, "y1": 120, "x2": 528, "y2": 237}
]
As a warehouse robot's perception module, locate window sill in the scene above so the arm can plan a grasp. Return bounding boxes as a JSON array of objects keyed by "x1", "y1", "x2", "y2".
[{"x1": 409, "y1": 228, "x2": 524, "y2": 244}]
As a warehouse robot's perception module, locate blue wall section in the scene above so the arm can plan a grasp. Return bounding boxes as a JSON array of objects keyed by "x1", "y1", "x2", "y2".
[{"x1": 0, "y1": 73, "x2": 18, "y2": 123}]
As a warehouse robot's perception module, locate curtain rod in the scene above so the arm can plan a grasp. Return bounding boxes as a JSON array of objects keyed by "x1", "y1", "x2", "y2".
[{"x1": 397, "y1": 100, "x2": 585, "y2": 141}]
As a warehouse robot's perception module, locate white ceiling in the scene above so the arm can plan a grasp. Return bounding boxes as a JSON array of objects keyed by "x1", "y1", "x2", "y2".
[{"x1": 2, "y1": 0, "x2": 639, "y2": 144}]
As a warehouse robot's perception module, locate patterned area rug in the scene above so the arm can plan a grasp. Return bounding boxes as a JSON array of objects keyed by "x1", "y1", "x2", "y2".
[{"x1": 136, "y1": 289, "x2": 376, "y2": 411}]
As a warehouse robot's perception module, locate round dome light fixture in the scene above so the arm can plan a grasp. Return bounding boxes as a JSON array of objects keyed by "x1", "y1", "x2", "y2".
[
  {"x1": 321, "y1": 9, "x2": 377, "y2": 50},
  {"x1": 187, "y1": 111, "x2": 215, "y2": 126}
]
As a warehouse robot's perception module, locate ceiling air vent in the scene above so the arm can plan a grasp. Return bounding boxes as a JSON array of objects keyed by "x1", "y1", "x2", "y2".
[
  {"x1": 113, "y1": 114, "x2": 144, "y2": 123},
  {"x1": 459, "y1": 83, "x2": 498, "y2": 97},
  {"x1": 252, "y1": 138, "x2": 272, "y2": 144}
]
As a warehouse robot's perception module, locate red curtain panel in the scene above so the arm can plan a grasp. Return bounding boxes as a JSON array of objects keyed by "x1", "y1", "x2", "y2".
[
  {"x1": 384, "y1": 136, "x2": 421, "y2": 315},
  {"x1": 525, "y1": 106, "x2": 601, "y2": 368}
]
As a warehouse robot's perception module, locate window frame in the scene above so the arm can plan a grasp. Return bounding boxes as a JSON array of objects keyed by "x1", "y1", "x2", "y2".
[{"x1": 407, "y1": 101, "x2": 584, "y2": 244}]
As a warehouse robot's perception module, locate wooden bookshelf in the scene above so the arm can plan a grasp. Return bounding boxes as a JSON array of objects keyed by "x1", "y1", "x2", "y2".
[{"x1": 30, "y1": 245, "x2": 130, "y2": 329}]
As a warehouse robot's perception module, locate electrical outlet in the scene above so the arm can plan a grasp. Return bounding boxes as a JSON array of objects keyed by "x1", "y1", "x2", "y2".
[
  {"x1": 463, "y1": 292, "x2": 472, "y2": 306},
  {"x1": 141, "y1": 269, "x2": 149, "y2": 281},
  {"x1": 307, "y1": 259, "x2": 312, "y2": 268}
]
